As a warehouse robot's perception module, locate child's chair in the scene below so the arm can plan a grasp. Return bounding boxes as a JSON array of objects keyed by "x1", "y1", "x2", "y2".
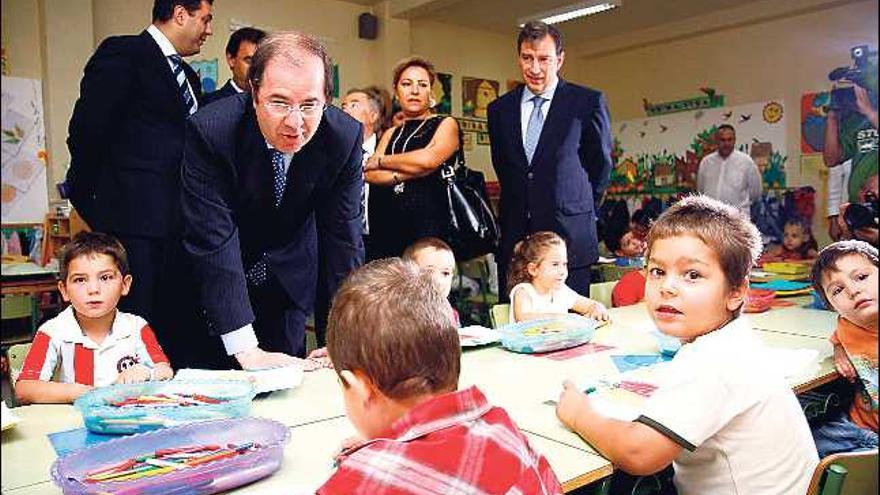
[
  {"x1": 590, "y1": 281, "x2": 615, "y2": 309},
  {"x1": 806, "y1": 449, "x2": 878, "y2": 495},
  {"x1": 5, "y1": 343, "x2": 31, "y2": 406},
  {"x1": 489, "y1": 304, "x2": 509, "y2": 329}
]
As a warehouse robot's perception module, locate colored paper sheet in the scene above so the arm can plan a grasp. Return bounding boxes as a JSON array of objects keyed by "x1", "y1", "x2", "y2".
[
  {"x1": 611, "y1": 354, "x2": 673, "y2": 373},
  {"x1": 530, "y1": 343, "x2": 615, "y2": 361}
]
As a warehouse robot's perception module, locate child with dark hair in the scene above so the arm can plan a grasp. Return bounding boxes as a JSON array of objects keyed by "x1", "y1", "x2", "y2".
[
  {"x1": 507, "y1": 231, "x2": 609, "y2": 323},
  {"x1": 319, "y1": 258, "x2": 563, "y2": 494},
  {"x1": 809, "y1": 240, "x2": 878, "y2": 457},
  {"x1": 16, "y1": 232, "x2": 172, "y2": 404},
  {"x1": 761, "y1": 216, "x2": 819, "y2": 262}
]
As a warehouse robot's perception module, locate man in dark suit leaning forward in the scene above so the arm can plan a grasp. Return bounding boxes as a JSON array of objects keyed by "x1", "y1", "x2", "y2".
[
  {"x1": 488, "y1": 21, "x2": 612, "y2": 299},
  {"x1": 66, "y1": 0, "x2": 214, "y2": 322},
  {"x1": 180, "y1": 31, "x2": 364, "y2": 370}
]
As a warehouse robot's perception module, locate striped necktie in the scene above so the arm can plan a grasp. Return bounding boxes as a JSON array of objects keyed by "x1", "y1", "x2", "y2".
[
  {"x1": 168, "y1": 54, "x2": 197, "y2": 115},
  {"x1": 524, "y1": 95, "x2": 545, "y2": 165}
]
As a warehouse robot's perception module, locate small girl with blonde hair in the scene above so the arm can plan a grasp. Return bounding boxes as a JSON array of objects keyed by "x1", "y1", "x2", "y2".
[{"x1": 508, "y1": 231, "x2": 609, "y2": 323}]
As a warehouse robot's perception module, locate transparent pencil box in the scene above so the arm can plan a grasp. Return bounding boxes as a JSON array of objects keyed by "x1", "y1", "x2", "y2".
[
  {"x1": 52, "y1": 417, "x2": 289, "y2": 495},
  {"x1": 499, "y1": 315, "x2": 597, "y2": 353},
  {"x1": 75, "y1": 380, "x2": 256, "y2": 434}
]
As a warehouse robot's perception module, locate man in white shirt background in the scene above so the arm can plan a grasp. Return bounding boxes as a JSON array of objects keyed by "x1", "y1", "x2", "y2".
[
  {"x1": 697, "y1": 124, "x2": 763, "y2": 219},
  {"x1": 342, "y1": 87, "x2": 387, "y2": 256}
]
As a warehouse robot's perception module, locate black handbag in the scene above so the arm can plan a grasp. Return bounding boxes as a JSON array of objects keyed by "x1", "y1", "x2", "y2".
[{"x1": 441, "y1": 124, "x2": 499, "y2": 261}]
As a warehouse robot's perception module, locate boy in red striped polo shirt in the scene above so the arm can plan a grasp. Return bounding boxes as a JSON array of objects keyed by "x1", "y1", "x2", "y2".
[
  {"x1": 15, "y1": 232, "x2": 172, "y2": 404},
  {"x1": 318, "y1": 258, "x2": 563, "y2": 495}
]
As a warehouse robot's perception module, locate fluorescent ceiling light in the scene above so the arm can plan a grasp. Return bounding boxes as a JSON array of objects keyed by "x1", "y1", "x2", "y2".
[{"x1": 519, "y1": 0, "x2": 621, "y2": 26}]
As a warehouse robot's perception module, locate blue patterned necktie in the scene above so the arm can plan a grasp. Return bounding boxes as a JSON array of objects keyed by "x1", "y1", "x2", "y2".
[
  {"x1": 245, "y1": 150, "x2": 288, "y2": 286},
  {"x1": 524, "y1": 95, "x2": 545, "y2": 165},
  {"x1": 168, "y1": 54, "x2": 197, "y2": 115},
  {"x1": 271, "y1": 149, "x2": 287, "y2": 208}
]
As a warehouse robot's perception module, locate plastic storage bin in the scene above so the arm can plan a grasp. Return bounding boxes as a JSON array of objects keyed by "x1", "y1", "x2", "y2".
[
  {"x1": 499, "y1": 315, "x2": 597, "y2": 353},
  {"x1": 75, "y1": 380, "x2": 256, "y2": 434},
  {"x1": 52, "y1": 417, "x2": 289, "y2": 495}
]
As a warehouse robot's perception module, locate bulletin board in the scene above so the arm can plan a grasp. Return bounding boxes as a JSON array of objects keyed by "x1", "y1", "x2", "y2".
[
  {"x1": 610, "y1": 99, "x2": 788, "y2": 195},
  {"x1": 1, "y1": 76, "x2": 48, "y2": 224}
]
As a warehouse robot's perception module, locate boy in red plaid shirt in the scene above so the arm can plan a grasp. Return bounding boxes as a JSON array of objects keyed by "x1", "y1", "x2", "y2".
[{"x1": 318, "y1": 258, "x2": 563, "y2": 495}]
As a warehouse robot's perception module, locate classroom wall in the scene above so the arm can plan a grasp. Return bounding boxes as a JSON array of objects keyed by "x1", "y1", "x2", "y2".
[
  {"x1": 563, "y1": 0, "x2": 879, "y2": 242},
  {"x1": 410, "y1": 19, "x2": 523, "y2": 175},
  {"x1": 3, "y1": 0, "x2": 876, "y2": 226}
]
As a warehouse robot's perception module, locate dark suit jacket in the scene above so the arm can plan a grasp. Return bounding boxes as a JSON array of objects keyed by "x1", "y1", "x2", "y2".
[
  {"x1": 181, "y1": 94, "x2": 365, "y2": 336},
  {"x1": 66, "y1": 30, "x2": 202, "y2": 237},
  {"x1": 202, "y1": 80, "x2": 239, "y2": 106},
  {"x1": 487, "y1": 79, "x2": 612, "y2": 272}
]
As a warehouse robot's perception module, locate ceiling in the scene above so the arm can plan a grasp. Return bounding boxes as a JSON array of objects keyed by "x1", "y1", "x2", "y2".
[{"x1": 346, "y1": 0, "x2": 777, "y2": 47}]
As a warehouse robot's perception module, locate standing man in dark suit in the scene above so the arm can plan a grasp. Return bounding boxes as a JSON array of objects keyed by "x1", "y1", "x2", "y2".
[
  {"x1": 202, "y1": 27, "x2": 266, "y2": 106},
  {"x1": 180, "y1": 32, "x2": 364, "y2": 370},
  {"x1": 66, "y1": 0, "x2": 214, "y2": 323},
  {"x1": 488, "y1": 21, "x2": 612, "y2": 298}
]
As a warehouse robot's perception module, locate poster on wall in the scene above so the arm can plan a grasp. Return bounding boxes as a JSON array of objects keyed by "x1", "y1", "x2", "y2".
[
  {"x1": 461, "y1": 77, "x2": 498, "y2": 119},
  {"x1": 190, "y1": 59, "x2": 218, "y2": 94},
  {"x1": 801, "y1": 91, "x2": 829, "y2": 154},
  {"x1": 432, "y1": 72, "x2": 452, "y2": 115},
  {"x1": 1, "y1": 76, "x2": 48, "y2": 223},
  {"x1": 611, "y1": 99, "x2": 787, "y2": 195}
]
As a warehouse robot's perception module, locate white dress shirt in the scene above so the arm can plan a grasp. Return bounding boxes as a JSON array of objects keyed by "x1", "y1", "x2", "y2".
[
  {"x1": 697, "y1": 149, "x2": 762, "y2": 219},
  {"x1": 826, "y1": 159, "x2": 852, "y2": 217},
  {"x1": 520, "y1": 78, "x2": 559, "y2": 149},
  {"x1": 362, "y1": 133, "x2": 376, "y2": 235}
]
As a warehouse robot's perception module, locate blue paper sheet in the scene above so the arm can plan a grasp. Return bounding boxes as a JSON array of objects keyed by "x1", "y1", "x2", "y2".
[
  {"x1": 611, "y1": 354, "x2": 674, "y2": 373},
  {"x1": 48, "y1": 427, "x2": 118, "y2": 456},
  {"x1": 751, "y1": 280, "x2": 812, "y2": 292}
]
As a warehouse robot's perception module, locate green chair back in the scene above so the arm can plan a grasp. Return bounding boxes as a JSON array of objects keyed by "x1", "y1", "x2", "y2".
[
  {"x1": 490, "y1": 304, "x2": 510, "y2": 329},
  {"x1": 6, "y1": 342, "x2": 32, "y2": 387},
  {"x1": 590, "y1": 281, "x2": 615, "y2": 308},
  {"x1": 807, "y1": 449, "x2": 878, "y2": 495}
]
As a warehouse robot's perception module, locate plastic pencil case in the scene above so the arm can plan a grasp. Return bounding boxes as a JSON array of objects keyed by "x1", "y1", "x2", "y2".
[
  {"x1": 52, "y1": 417, "x2": 289, "y2": 495},
  {"x1": 499, "y1": 315, "x2": 597, "y2": 353},
  {"x1": 75, "y1": 379, "x2": 256, "y2": 434}
]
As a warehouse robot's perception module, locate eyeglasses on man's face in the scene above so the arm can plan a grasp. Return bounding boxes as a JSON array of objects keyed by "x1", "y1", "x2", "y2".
[{"x1": 263, "y1": 99, "x2": 326, "y2": 118}]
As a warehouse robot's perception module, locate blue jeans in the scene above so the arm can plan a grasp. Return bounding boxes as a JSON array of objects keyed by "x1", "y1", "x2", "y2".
[{"x1": 811, "y1": 410, "x2": 878, "y2": 458}]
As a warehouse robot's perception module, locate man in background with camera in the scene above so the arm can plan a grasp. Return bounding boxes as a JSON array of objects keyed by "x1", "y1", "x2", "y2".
[{"x1": 823, "y1": 44, "x2": 878, "y2": 245}]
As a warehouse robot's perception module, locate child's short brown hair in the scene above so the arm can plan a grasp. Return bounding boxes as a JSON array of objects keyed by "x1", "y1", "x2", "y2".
[
  {"x1": 59, "y1": 231, "x2": 129, "y2": 282},
  {"x1": 811, "y1": 240, "x2": 879, "y2": 307},
  {"x1": 327, "y1": 258, "x2": 461, "y2": 400},
  {"x1": 647, "y1": 195, "x2": 762, "y2": 291},
  {"x1": 402, "y1": 237, "x2": 453, "y2": 261}
]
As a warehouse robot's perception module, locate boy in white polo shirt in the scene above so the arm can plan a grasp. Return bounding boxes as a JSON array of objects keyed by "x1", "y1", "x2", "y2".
[
  {"x1": 16, "y1": 232, "x2": 173, "y2": 404},
  {"x1": 556, "y1": 195, "x2": 818, "y2": 495}
]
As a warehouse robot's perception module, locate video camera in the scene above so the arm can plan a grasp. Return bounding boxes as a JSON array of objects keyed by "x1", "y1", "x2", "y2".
[
  {"x1": 844, "y1": 191, "x2": 879, "y2": 234},
  {"x1": 828, "y1": 45, "x2": 878, "y2": 114}
]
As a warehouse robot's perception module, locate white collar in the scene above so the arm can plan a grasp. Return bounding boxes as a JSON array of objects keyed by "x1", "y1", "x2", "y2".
[
  {"x1": 521, "y1": 76, "x2": 560, "y2": 105},
  {"x1": 229, "y1": 79, "x2": 244, "y2": 93},
  {"x1": 363, "y1": 133, "x2": 377, "y2": 153},
  {"x1": 146, "y1": 24, "x2": 179, "y2": 58},
  {"x1": 55, "y1": 306, "x2": 129, "y2": 349}
]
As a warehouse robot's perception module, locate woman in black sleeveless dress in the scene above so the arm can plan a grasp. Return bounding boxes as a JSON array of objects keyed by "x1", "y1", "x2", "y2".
[{"x1": 365, "y1": 57, "x2": 460, "y2": 260}]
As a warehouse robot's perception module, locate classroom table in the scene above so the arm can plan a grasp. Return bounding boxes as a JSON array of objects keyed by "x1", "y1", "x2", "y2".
[{"x1": 1, "y1": 300, "x2": 839, "y2": 494}]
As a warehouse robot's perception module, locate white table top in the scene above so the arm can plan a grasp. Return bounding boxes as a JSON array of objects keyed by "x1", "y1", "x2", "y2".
[{"x1": 1, "y1": 301, "x2": 839, "y2": 493}]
